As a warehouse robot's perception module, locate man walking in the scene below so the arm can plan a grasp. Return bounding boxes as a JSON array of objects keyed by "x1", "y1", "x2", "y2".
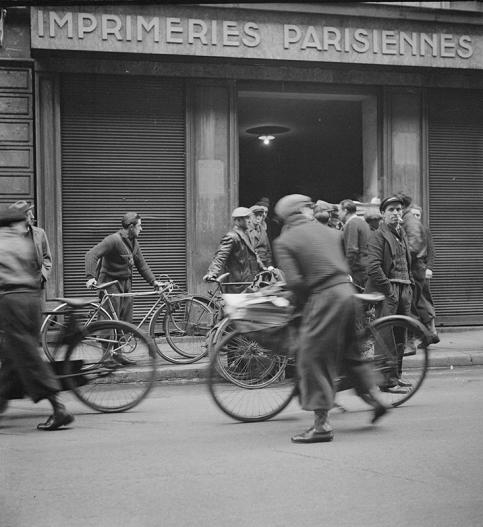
[
  {"x1": 204, "y1": 207, "x2": 265, "y2": 293},
  {"x1": 85, "y1": 212, "x2": 162, "y2": 328},
  {"x1": 366, "y1": 195, "x2": 414, "y2": 393},
  {"x1": 273, "y1": 194, "x2": 387, "y2": 444},
  {"x1": 339, "y1": 199, "x2": 371, "y2": 289},
  {"x1": 0, "y1": 208, "x2": 73, "y2": 431}
]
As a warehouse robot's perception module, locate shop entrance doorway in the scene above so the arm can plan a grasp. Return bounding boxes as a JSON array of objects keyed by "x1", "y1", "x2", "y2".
[{"x1": 238, "y1": 89, "x2": 378, "y2": 220}]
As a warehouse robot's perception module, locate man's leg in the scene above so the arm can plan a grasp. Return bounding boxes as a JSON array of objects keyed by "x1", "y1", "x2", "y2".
[
  {"x1": 0, "y1": 292, "x2": 73, "y2": 430},
  {"x1": 292, "y1": 289, "x2": 343, "y2": 443}
]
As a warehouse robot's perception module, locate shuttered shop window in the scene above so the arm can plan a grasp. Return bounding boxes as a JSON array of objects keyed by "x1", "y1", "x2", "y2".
[
  {"x1": 428, "y1": 90, "x2": 483, "y2": 325},
  {"x1": 61, "y1": 75, "x2": 186, "y2": 315}
]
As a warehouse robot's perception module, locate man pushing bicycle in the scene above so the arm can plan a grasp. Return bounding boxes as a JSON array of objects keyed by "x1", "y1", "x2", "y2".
[{"x1": 273, "y1": 194, "x2": 388, "y2": 444}]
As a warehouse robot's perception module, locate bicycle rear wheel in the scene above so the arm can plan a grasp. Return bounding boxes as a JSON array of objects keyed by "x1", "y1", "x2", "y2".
[
  {"x1": 364, "y1": 315, "x2": 429, "y2": 407},
  {"x1": 41, "y1": 302, "x2": 112, "y2": 361},
  {"x1": 63, "y1": 320, "x2": 156, "y2": 412},
  {"x1": 207, "y1": 329, "x2": 296, "y2": 422},
  {"x1": 159, "y1": 297, "x2": 213, "y2": 364}
]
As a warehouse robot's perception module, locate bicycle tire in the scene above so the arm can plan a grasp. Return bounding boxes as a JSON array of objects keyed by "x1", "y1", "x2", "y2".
[
  {"x1": 157, "y1": 297, "x2": 213, "y2": 364},
  {"x1": 63, "y1": 320, "x2": 156, "y2": 413},
  {"x1": 364, "y1": 315, "x2": 429, "y2": 408},
  {"x1": 207, "y1": 329, "x2": 297, "y2": 422},
  {"x1": 41, "y1": 302, "x2": 112, "y2": 361}
]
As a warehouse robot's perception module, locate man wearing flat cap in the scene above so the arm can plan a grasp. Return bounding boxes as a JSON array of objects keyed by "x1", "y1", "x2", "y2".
[
  {"x1": 0, "y1": 208, "x2": 73, "y2": 430},
  {"x1": 85, "y1": 213, "x2": 163, "y2": 353},
  {"x1": 8, "y1": 200, "x2": 52, "y2": 291},
  {"x1": 366, "y1": 195, "x2": 414, "y2": 393},
  {"x1": 204, "y1": 207, "x2": 265, "y2": 293},
  {"x1": 273, "y1": 194, "x2": 388, "y2": 444},
  {"x1": 248, "y1": 204, "x2": 273, "y2": 267}
]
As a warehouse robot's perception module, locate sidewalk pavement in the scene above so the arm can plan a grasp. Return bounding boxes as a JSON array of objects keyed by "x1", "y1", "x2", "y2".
[{"x1": 152, "y1": 327, "x2": 483, "y2": 384}]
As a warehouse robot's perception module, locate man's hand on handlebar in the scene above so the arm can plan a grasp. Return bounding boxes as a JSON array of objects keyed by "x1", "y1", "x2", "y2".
[
  {"x1": 153, "y1": 280, "x2": 167, "y2": 291},
  {"x1": 203, "y1": 274, "x2": 216, "y2": 282},
  {"x1": 86, "y1": 278, "x2": 97, "y2": 289}
]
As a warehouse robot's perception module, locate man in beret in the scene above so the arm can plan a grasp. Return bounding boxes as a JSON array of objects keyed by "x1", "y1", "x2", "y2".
[
  {"x1": 203, "y1": 207, "x2": 265, "y2": 293},
  {"x1": 85, "y1": 213, "x2": 163, "y2": 363},
  {"x1": 0, "y1": 208, "x2": 73, "y2": 430},
  {"x1": 366, "y1": 195, "x2": 414, "y2": 393},
  {"x1": 8, "y1": 201, "x2": 52, "y2": 291},
  {"x1": 273, "y1": 194, "x2": 388, "y2": 444}
]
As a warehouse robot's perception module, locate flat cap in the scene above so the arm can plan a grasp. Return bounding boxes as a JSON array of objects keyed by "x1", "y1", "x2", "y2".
[
  {"x1": 121, "y1": 211, "x2": 140, "y2": 227},
  {"x1": 8, "y1": 200, "x2": 34, "y2": 214},
  {"x1": 274, "y1": 194, "x2": 312, "y2": 221},
  {"x1": 250, "y1": 205, "x2": 266, "y2": 213},
  {"x1": 314, "y1": 200, "x2": 338, "y2": 213},
  {"x1": 380, "y1": 195, "x2": 404, "y2": 212},
  {"x1": 232, "y1": 206, "x2": 252, "y2": 218}
]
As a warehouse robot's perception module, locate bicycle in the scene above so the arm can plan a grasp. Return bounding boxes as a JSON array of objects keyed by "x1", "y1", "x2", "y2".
[
  {"x1": 45, "y1": 296, "x2": 158, "y2": 413},
  {"x1": 41, "y1": 279, "x2": 213, "y2": 365},
  {"x1": 203, "y1": 269, "x2": 284, "y2": 355},
  {"x1": 207, "y1": 289, "x2": 431, "y2": 422}
]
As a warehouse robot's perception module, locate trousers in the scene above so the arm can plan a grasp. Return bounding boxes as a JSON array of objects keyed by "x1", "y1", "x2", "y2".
[{"x1": 0, "y1": 291, "x2": 60, "y2": 402}]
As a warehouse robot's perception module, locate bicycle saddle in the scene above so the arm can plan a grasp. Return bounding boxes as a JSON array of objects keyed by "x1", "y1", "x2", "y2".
[{"x1": 52, "y1": 297, "x2": 96, "y2": 307}]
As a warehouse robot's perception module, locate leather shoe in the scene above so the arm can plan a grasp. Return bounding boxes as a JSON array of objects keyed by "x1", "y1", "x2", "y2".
[
  {"x1": 112, "y1": 352, "x2": 136, "y2": 366},
  {"x1": 431, "y1": 334, "x2": 440, "y2": 344},
  {"x1": 291, "y1": 426, "x2": 334, "y2": 444},
  {"x1": 37, "y1": 410, "x2": 74, "y2": 431},
  {"x1": 397, "y1": 379, "x2": 412, "y2": 388}
]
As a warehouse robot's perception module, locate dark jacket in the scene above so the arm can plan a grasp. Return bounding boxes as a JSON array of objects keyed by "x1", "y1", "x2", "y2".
[
  {"x1": 366, "y1": 223, "x2": 413, "y2": 297},
  {"x1": 342, "y1": 215, "x2": 370, "y2": 288},
  {"x1": 273, "y1": 215, "x2": 350, "y2": 300},
  {"x1": 85, "y1": 230, "x2": 156, "y2": 285},
  {"x1": 207, "y1": 226, "x2": 263, "y2": 289},
  {"x1": 249, "y1": 223, "x2": 273, "y2": 267}
]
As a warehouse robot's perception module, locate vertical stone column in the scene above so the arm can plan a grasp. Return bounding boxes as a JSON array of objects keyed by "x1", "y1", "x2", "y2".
[
  {"x1": 383, "y1": 88, "x2": 424, "y2": 206},
  {"x1": 35, "y1": 72, "x2": 63, "y2": 298},
  {"x1": 187, "y1": 80, "x2": 237, "y2": 294}
]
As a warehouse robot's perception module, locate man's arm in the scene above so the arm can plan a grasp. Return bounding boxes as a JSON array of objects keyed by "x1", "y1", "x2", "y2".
[
  {"x1": 39, "y1": 229, "x2": 52, "y2": 282},
  {"x1": 133, "y1": 244, "x2": 156, "y2": 285},
  {"x1": 206, "y1": 232, "x2": 236, "y2": 278},
  {"x1": 273, "y1": 238, "x2": 306, "y2": 297},
  {"x1": 85, "y1": 236, "x2": 113, "y2": 279}
]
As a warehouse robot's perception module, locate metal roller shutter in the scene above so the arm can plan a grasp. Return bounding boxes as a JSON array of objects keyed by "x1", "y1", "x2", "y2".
[
  {"x1": 61, "y1": 74, "x2": 186, "y2": 317},
  {"x1": 428, "y1": 90, "x2": 483, "y2": 326}
]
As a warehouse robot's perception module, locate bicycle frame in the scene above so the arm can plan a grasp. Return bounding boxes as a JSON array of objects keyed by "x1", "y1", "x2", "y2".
[{"x1": 91, "y1": 280, "x2": 175, "y2": 330}]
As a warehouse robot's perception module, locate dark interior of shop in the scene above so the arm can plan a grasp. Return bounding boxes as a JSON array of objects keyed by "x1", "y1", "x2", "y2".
[{"x1": 238, "y1": 91, "x2": 363, "y2": 214}]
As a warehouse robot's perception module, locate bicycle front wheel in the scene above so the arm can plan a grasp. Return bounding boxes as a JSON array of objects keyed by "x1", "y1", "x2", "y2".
[
  {"x1": 63, "y1": 320, "x2": 156, "y2": 412},
  {"x1": 159, "y1": 297, "x2": 214, "y2": 364},
  {"x1": 365, "y1": 315, "x2": 429, "y2": 407},
  {"x1": 41, "y1": 302, "x2": 112, "y2": 361},
  {"x1": 207, "y1": 329, "x2": 296, "y2": 422}
]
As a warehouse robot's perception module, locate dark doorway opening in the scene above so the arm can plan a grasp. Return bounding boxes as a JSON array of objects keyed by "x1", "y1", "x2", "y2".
[{"x1": 238, "y1": 91, "x2": 366, "y2": 212}]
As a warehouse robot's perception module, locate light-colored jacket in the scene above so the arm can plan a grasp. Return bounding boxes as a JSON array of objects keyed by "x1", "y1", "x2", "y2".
[{"x1": 31, "y1": 226, "x2": 52, "y2": 284}]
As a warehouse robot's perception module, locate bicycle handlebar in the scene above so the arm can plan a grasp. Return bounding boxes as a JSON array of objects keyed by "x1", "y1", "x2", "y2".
[{"x1": 93, "y1": 280, "x2": 120, "y2": 290}]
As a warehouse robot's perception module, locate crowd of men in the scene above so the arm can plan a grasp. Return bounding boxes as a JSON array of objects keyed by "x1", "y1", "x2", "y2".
[
  {"x1": 0, "y1": 191, "x2": 438, "y2": 438},
  {"x1": 204, "y1": 193, "x2": 439, "y2": 443}
]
